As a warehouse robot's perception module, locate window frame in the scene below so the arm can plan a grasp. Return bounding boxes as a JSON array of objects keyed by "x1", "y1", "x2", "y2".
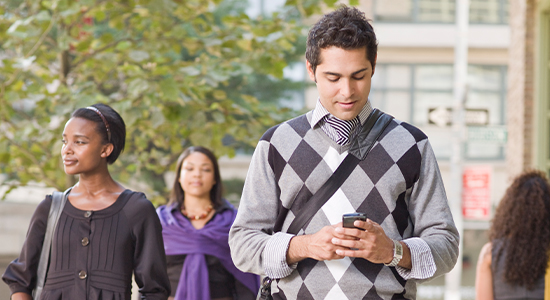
[
  {"x1": 371, "y1": 63, "x2": 507, "y2": 160},
  {"x1": 372, "y1": 0, "x2": 509, "y2": 25}
]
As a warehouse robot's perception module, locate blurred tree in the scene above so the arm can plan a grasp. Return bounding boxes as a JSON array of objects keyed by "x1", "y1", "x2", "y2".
[{"x1": 0, "y1": 0, "x2": 357, "y2": 203}]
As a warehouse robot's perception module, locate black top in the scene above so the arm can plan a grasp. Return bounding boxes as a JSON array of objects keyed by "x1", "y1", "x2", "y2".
[
  {"x1": 491, "y1": 239, "x2": 545, "y2": 300},
  {"x1": 2, "y1": 190, "x2": 171, "y2": 300}
]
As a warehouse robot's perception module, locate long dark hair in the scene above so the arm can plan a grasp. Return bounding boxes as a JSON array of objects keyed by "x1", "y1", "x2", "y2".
[
  {"x1": 167, "y1": 146, "x2": 223, "y2": 210},
  {"x1": 490, "y1": 170, "x2": 550, "y2": 289}
]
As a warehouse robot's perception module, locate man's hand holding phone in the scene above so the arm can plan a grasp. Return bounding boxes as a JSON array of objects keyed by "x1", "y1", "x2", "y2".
[
  {"x1": 334, "y1": 212, "x2": 407, "y2": 267},
  {"x1": 342, "y1": 212, "x2": 367, "y2": 230}
]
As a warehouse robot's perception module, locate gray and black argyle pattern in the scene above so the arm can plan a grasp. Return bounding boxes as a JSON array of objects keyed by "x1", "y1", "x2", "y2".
[
  {"x1": 229, "y1": 109, "x2": 459, "y2": 300},
  {"x1": 268, "y1": 115, "x2": 420, "y2": 299}
]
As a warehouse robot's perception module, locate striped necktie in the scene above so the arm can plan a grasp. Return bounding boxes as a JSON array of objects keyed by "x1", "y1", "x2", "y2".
[{"x1": 324, "y1": 116, "x2": 360, "y2": 145}]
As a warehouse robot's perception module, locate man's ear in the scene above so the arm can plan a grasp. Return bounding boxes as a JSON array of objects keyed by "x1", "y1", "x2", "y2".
[
  {"x1": 306, "y1": 60, "x2": 317, "y2": 83},
  {"x1": 100, "y1": 143, "x2": 114, "y2": 159}
]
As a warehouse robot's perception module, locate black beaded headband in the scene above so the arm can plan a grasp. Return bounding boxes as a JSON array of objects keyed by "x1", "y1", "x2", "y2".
[{"x1": 85, "y1": 106, "x2": 111, "y2": 142}]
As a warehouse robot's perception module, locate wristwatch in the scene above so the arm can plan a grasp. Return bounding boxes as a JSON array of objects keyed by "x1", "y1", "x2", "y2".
[{"x1": 384, "y1": 239, "x2": 403, "y2": 267}]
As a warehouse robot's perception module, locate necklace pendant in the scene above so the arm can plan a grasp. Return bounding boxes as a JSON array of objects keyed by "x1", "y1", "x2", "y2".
[{"x1": 181, "y1": 205, "x2": 213, "y2": 220}]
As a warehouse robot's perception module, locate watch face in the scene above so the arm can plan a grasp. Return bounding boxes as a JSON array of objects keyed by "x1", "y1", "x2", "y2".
[
  {"x1": 385, "y1": 240, "x2": 403, "y2": 267},
  {"x1": 396, "y1": 243, "x2": 403, "y2": 256}
]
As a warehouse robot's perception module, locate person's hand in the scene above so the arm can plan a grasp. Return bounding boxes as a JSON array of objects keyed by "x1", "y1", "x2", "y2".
[
  {"x1": 11, "y1": 292, "x2": 32, "y2": 300},
  {"x1": 332, "y1": 219, "x2": 395, "y2": 264},
  {"x1": 287, "y1": 223, "x2": 350, "y2": 264}
]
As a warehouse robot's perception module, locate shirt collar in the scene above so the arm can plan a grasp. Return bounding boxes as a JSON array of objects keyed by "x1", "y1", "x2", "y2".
[{"x1": 310, "y1": 99, "x2": 374, "y2": 128}]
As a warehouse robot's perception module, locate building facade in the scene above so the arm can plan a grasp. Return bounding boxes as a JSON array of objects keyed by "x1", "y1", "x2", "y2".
[{"x1": 507, "y1": 0, "x2": 550, "y2": 176}]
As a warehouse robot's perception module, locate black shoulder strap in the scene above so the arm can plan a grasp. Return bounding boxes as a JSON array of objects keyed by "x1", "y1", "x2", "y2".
[
  {"x1": 285, "y1": 109, "x2": 394, "y2": 235},
  {"x1": 349, "y1": 109, "x2": 394, "y2": 160},
  {"x1": 33, "y1": 187, "x2": 71, "y2": 299}
]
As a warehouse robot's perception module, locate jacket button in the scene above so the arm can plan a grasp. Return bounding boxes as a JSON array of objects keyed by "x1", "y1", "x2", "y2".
[
  {"x1": 84, "y1": 211, "x2": 92, "y2": 218},
  {"x1": 78, "y1": 271, "x2": 87, "y2": 279},
  {"x1": 81, "y1": 237, "x2": 89, "y2": 246}
]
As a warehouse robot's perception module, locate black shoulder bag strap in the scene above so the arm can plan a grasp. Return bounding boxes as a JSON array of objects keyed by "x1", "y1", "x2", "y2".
[
  {"x1": 33, "y1": 187, "x2": 71, "y2": 300},
  {"x1": 286, "y1": 109, "x2": 394, "y2": 235}
]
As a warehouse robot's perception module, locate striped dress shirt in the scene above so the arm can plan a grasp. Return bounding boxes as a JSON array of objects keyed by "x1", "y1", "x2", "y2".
[{"x1": 310, "y1": 99, "x2": 373, "y2": 145}]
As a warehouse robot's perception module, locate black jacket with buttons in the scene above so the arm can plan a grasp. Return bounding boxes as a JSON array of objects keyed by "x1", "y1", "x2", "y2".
[{"x1": 2, "y1": 190, "x2": 171, "y2": 300}]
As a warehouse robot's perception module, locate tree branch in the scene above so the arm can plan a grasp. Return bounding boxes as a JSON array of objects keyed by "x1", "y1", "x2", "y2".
[
  {"x1": 8, "y1": 141, "x2": 59, "y2": 189},
  {"x1": 296, "y1": 0, "x2": 307, "y2": 18},
  {"x1": 0, "y1": 85, "x2": 8, "y2": 120},
  {"x1": 1, "y1": 14, "x2": 57, "y2": 96},
  {"x1": 71, "y1": 38, "x2": 133, "y2": 68},
  {"x1": 66, "y1": 1, "x2": 106, "y2": 30},
  {"x1": 0, "y1": 112, "x2": 58, "y2": 163},
  {"x1": 26, "y1": 13, "x2": 57, "y2": 58},
  {"x1": 1, "y1": 69, "x2": 23, "y2": 93}
]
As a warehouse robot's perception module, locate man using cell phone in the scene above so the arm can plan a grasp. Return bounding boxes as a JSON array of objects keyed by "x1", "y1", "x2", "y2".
[
  {"x1": 342, "y1": 213, "x2": 367, "y2": 229},
  {"x1": 229, "y1": 6, "x2": 459, "y2": 299}
]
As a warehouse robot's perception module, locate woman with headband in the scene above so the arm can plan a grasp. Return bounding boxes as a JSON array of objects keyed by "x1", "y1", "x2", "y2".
[{"x1": 2, "y1": 103, "x2": 171, "y2": 300}]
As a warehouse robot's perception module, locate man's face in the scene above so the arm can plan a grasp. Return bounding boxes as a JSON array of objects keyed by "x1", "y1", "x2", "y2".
[{"x1": 307, "y1": 46, "x2": 375, "y2": 121}]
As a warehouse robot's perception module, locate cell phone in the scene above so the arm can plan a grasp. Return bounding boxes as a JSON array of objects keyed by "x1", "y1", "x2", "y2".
[{"x1": 342, "y1": 212, "x2": 367, "y2": 230}]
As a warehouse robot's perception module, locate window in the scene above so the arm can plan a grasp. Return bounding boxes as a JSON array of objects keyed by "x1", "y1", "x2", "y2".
[
  {"x1": 371, "y1": 64, "x2": 507, "y2": 160},
  {"x1": 417, "y1": 0, "x2": 455, "y2": 23},
  {"x1": 374, "y1": 0, "x2": 415, "y2": 22},
  {"x1": 470, "y1": 0, "x2": 508, "y2": 24},
  {"x1": 374, "y1": 0, "x2": 508, "y2": 24},
  {"x1": 245, "y1": 0, "x2": 286, "y2": 18}
]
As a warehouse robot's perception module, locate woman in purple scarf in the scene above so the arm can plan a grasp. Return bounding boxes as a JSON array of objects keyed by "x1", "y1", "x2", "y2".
[{"x1": 156, "y1": 146, "x2": 259, "y2": 300}]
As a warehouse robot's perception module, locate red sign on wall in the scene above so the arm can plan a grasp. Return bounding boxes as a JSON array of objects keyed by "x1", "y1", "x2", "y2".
[{"x1": 462, "y1": 166, "x2": 492, "y2": 220}]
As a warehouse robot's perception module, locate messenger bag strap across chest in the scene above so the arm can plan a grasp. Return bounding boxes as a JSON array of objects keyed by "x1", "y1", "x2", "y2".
[{"x1": 282, "y1": 109, "x2": 394, "y2": 235}]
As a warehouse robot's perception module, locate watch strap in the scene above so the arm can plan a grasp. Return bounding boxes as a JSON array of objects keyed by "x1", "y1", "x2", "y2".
[{"x1": 384, "y1": 239, "x2": 403, "y2": 267}]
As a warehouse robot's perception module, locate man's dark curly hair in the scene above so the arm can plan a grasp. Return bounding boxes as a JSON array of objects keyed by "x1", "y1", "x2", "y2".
[
  {"x1": 305, "y1": 5, "x2": 378, "y2": 75},
  {"x1": 490, "y1": 170, "x2": 550, "y2": 289}
]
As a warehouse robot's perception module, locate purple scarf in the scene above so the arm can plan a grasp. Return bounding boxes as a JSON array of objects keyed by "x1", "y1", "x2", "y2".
[{"x1": 157, "y1": 201, "x2": 259, "y2": 300}]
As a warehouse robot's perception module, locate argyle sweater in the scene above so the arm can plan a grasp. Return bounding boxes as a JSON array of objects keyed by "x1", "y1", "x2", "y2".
[{"x1": 229, "y1": 110, "x2": 459, "y2": 299}]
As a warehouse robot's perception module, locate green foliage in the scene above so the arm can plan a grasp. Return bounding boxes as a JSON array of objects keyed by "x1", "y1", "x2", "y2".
[
  {"x1": 0, "y1": 0, "x2": 355, "y2": 202},
  {"x1": 222, "y1": 178, "x2": 245, "y2": 207}
]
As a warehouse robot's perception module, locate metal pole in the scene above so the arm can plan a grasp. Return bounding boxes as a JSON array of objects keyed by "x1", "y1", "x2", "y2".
[{"x1": 445, "y1": 0, "x2": 468, "y2": 299}]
